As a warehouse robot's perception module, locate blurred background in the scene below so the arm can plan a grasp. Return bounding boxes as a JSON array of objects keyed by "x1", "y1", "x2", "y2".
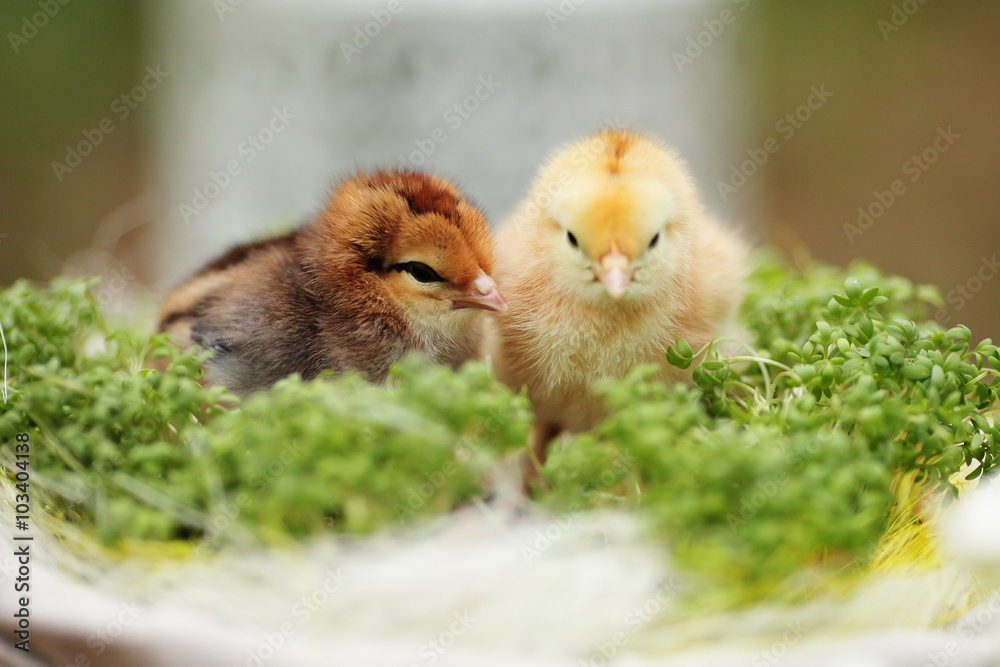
[{"x1": 1, "y1": 0, "x2": 997, "y2": 337}]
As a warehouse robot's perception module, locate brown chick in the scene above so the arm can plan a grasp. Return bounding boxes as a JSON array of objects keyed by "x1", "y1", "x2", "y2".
[
  {"x1": 159, "y1": 169, "x2": 506, "y2": 396},
  {"x1": 485, "y1": 128, "x2": 748, "y2": 460}
]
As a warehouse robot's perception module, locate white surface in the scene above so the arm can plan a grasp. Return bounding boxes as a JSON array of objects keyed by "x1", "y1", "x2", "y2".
[{"x1": 5, "y1": 479, "x2": 1000, "y2": 666}]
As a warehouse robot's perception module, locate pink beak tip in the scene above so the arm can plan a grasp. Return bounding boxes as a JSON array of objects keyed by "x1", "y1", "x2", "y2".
[
  {"x1": 452, "y1": 272, "x2": 508, "y2": 312},
  {"x1": 598, "y1": 250, "x2": 632, "y2": 299}
]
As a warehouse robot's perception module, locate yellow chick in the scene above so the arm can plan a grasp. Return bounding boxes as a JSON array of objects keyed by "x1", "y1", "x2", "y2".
[{"x1": 485, "y1": 128, "x2": 749, "y2": 460}]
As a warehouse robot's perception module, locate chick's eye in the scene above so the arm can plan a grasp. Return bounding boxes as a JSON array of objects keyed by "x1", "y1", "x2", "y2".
[
  {"x1": 393, "y1": 261, "x2": 445, "y2": 284},
  {"x1": 567, "y1": 231, "x2": 579, "y2": 248},
  {"x1": 648, "y1": 233, "x2": 660, "y2": 249}
]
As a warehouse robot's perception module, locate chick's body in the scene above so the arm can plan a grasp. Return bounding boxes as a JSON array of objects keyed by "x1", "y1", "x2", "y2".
[
  {"x1": 160, "y1": 170, "x2": 505, "y2": 396},
  {"x1": 487, "y1": 129, "x2": 748, "y2": 447}
]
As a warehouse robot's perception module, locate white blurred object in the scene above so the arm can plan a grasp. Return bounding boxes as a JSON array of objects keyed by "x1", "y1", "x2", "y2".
[
  {"x1": 144, "y1": 0, "x2": 756, "y2": 290},
  {"x1": 5, "y1": 471, "x2": 1000, "y2": 667},
  {"x1": 944, "y1": 475, "x2": 1000, "y2": 567}
]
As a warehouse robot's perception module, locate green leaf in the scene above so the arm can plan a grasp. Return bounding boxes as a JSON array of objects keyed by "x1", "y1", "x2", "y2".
[
  {"x1": 833, "y1": 294, "x2": 853, "y2": 307},
  {"x1": 667, "y1": 346, "x2": 692, "y2": 369},
  {"x1": 844, "y1": 277, "x2": 863, "y2": 302},
  {"x1": 945, "y1": 326, "x2": 972, "y2": 342},
  {"x1": 902, "y1": 364, "x2": 931, "y2": 380}
]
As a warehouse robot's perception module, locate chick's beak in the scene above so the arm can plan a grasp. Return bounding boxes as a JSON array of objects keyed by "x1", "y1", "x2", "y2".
[
  {"x1": 451, "y1": 271, "x2": 507, "y2": 312},
  {"x1": 597, "y1": 249, "x2": 632, "y2": 299}
]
